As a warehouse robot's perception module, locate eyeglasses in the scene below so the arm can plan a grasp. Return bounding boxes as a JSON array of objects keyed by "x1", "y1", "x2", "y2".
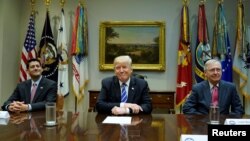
[{"x1": 207, "y1": 68, "x2": 221, "y2": 73}]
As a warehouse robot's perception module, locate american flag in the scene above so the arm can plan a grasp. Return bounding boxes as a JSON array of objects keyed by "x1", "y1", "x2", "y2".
[{"x1": 19, "y1": 14, "x2": 37, "y2": 82}]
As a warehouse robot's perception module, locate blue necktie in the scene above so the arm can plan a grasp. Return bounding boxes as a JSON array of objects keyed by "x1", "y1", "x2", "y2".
[
  {"x1": 121, "y1": 83, "x2": 128, "y2": 103},
  {"x1": 120, "y1": 125, "x2": 128, "y2": 141}
]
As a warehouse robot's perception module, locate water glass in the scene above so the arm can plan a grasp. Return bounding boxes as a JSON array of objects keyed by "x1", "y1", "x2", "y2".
[
  {"x1": 209, "y1": 105, "x2": 220, "y2": 124},
  {"x1": 46, "y1": 102, "x2": 56, "y2": 126}
]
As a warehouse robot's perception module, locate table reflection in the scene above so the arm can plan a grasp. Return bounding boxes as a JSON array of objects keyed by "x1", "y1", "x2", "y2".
[
  {"x1": 0, "y1": 111, "x2": 248, "y2": 141},
  {"x1": 95, "y1": 114, "x2": 153, "y2": 141}
]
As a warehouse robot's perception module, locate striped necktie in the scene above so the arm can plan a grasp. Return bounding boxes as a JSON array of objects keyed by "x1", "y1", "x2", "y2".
[
  {"x1": 120, "y1": 125, "x2": 128, "y2": 141},
  {"x1": 121, "y1": 83, "x2": 128, "y2": 103}
]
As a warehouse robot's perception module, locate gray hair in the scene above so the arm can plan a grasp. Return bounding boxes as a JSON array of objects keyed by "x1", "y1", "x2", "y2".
[{"x1": 204, "y1": 59, "x2": 221, "y2": 71}]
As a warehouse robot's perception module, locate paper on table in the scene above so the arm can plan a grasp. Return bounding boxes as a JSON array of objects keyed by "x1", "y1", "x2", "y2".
[
  {"x1": 0, "y1": 118, "x2": 9, "y2": 125},
  {"x1": 0, "y1": 111, "x2": 10, "y2": 118},
  {"x1": 180, "y1": 134, "x2": 207, "y2": 141},
  {"x1": 0, "y1": 111, "x2": 10, "y2": 125},
  {"x1": 102, "y1": 116, "x2": 132, "y2": 124},
  {"x1": 224, "y1": 118, "x2": 250, "y2": 125}
]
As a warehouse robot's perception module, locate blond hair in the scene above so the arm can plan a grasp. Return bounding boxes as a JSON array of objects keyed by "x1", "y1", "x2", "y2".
[{"x1": 113, "y1": 55, "x2": 132, "y2": 68}]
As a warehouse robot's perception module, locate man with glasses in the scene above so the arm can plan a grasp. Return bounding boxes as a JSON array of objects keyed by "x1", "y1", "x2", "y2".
[{"x1": 183, "y1": 59, "x2": 244, "y2": 115}]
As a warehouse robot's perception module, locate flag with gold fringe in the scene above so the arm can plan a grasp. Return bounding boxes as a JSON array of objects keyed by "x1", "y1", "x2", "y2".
[
  {"x1": 19, "y1": 13, "x2": 37, "y2": 82},
  {"x1": 194, "y1": 3, "x2": 211, "y2": 83},
  {"x1": 212, "y1": 2, "x2": 232, "y2": 82},
  {"x1": 71, "y1": 4, "x2": 89, "y2": 104},
  {"x1": 38, "y1": 10, "x2": 58, "y2": 82},
  {"x1": 233, "y1": 1, "x2": 250, "y2": 99},
  {"x1": 57, "y1": 8, "x2": 69, "y2": 97},
  {"x1": 176, "y1": 3, "x2": 192, "y2": 108}
]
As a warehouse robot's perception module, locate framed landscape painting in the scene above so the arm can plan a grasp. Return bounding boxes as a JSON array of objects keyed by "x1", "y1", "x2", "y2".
[{"x1": 99, "y1": 21, "x2": 166, "y2": 71}]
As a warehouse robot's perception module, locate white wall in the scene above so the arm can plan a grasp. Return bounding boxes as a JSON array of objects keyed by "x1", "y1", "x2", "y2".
[
  {"x1": 0, "y1": 0, "x2": 4, "y2": 103},
  {"x1": 0, "y1": 0, "x2": 22, "y2": 104},
  {"x1": 0, "y1": 0, "x2": 250, "y2": 113}
]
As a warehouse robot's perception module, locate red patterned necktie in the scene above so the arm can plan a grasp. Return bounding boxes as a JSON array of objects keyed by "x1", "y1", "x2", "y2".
[
  {"x1": 212, "y1": 86, "x2": 218, "y2": 106},
  {"x1": 30, "y1": 83, "x2": 37, "y2": 102}
]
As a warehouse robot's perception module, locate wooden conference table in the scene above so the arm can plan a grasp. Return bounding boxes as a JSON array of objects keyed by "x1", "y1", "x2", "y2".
[{"x1": 0, "y1": 111, "x2": 249, "y2": 141}]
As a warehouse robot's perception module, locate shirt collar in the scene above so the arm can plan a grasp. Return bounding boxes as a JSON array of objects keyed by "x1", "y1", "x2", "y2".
[
  {"x1": 119, "y1": 78, "x2": 130, "y2": 87},
  {"x1": 32, "y1": 76, "x2": 42, "y2": 86},
  {"x1": 208, "y1": 81, "x2": 219, "y2": 89}
]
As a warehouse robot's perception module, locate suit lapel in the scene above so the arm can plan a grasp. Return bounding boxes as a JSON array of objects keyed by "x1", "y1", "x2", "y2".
[
  {"x1": 218, "y1": 81, "x2": 223, "y2": 107},
  {"x1": 127, "y1": 77, "x2": 136, "y2": 102},
  {"x1": 113, "y1": 76, "x2": 135, "y2": 103},
  {"x1": 113, "y1": 77, "x2": 122, "y2": 101},
  {"x1": 26, "y1": 80, "x2": 32, "y2": 103},
  {"x1": 204, "y1": 81, "x2": 212, "y2": 106}
]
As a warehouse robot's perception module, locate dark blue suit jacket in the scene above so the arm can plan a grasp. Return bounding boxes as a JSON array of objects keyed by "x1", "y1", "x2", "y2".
[
  {"x1": 96, "y1": 76, "x2": 152, "y2": 114},
  {"x1": 1, "y1": 77, "x2": 57, "y2": 111},
  {"x1": 182, "y1": 80, "x2": 244, "y2": 115}
]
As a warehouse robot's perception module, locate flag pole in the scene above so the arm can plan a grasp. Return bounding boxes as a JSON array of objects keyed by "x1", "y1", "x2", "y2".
[
  {"x1": 44, "y1": 0, "x2": 51, "y2": 11},
  {"x1": 44, "y1": 0, "x2": 51, "y2": 6},
  {"x1": 30, "y1": 0, "x2": 35, "y2": 15},
  {"x1": 182, "y1": 0, "x2": 189, "y2": 5},
  {"x1": 30, "y1": 0, "x2": 38, "y2": 18},
  {"x1": 60, "y1": 0, "x2": 65, "y2": 7},
  {"x1": 243, "y1": 96, "x2": 245, "y2": 112},
  {"x1": 75, "y1": 97, "x2": 77, "y2": 112}
]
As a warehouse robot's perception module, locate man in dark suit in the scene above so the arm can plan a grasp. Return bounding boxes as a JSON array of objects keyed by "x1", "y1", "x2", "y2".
[
  {"x1": 96, "y1": 55, "x2": 152, "y2": 115},
  {"x1": 1, "y1": 58, "x2": 57, "y2": 112},
  {"x1": 183, "y1": 59, "x2": 244, "y2": 115}
]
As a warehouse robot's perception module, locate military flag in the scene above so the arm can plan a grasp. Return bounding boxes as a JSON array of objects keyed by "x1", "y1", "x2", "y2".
[
  {"x1": 71, "y1": 4, "x2": 89, "y2": 103},
  {"x1": 176, "y1": 3, "x2": 192, "y2": 108},
  {"x1": 194, "y1": 3, "x2": 211, "y2": 83},
  {"x1": 212, "y1": 2, "x2": 232, "y2": 82},
  {"x1": 233, "y1": 1, "x2": 250, "y2": 99}
]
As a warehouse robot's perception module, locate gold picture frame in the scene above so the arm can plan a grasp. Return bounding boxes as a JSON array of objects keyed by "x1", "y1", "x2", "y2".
[{"x1": 99, "y1": 21, "x2": 166, "y2": 71}]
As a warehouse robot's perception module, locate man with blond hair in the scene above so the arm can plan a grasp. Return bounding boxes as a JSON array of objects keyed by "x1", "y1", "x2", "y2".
[{"x1": 96, "y1": 55, "x2": 152, "y2": 115}]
